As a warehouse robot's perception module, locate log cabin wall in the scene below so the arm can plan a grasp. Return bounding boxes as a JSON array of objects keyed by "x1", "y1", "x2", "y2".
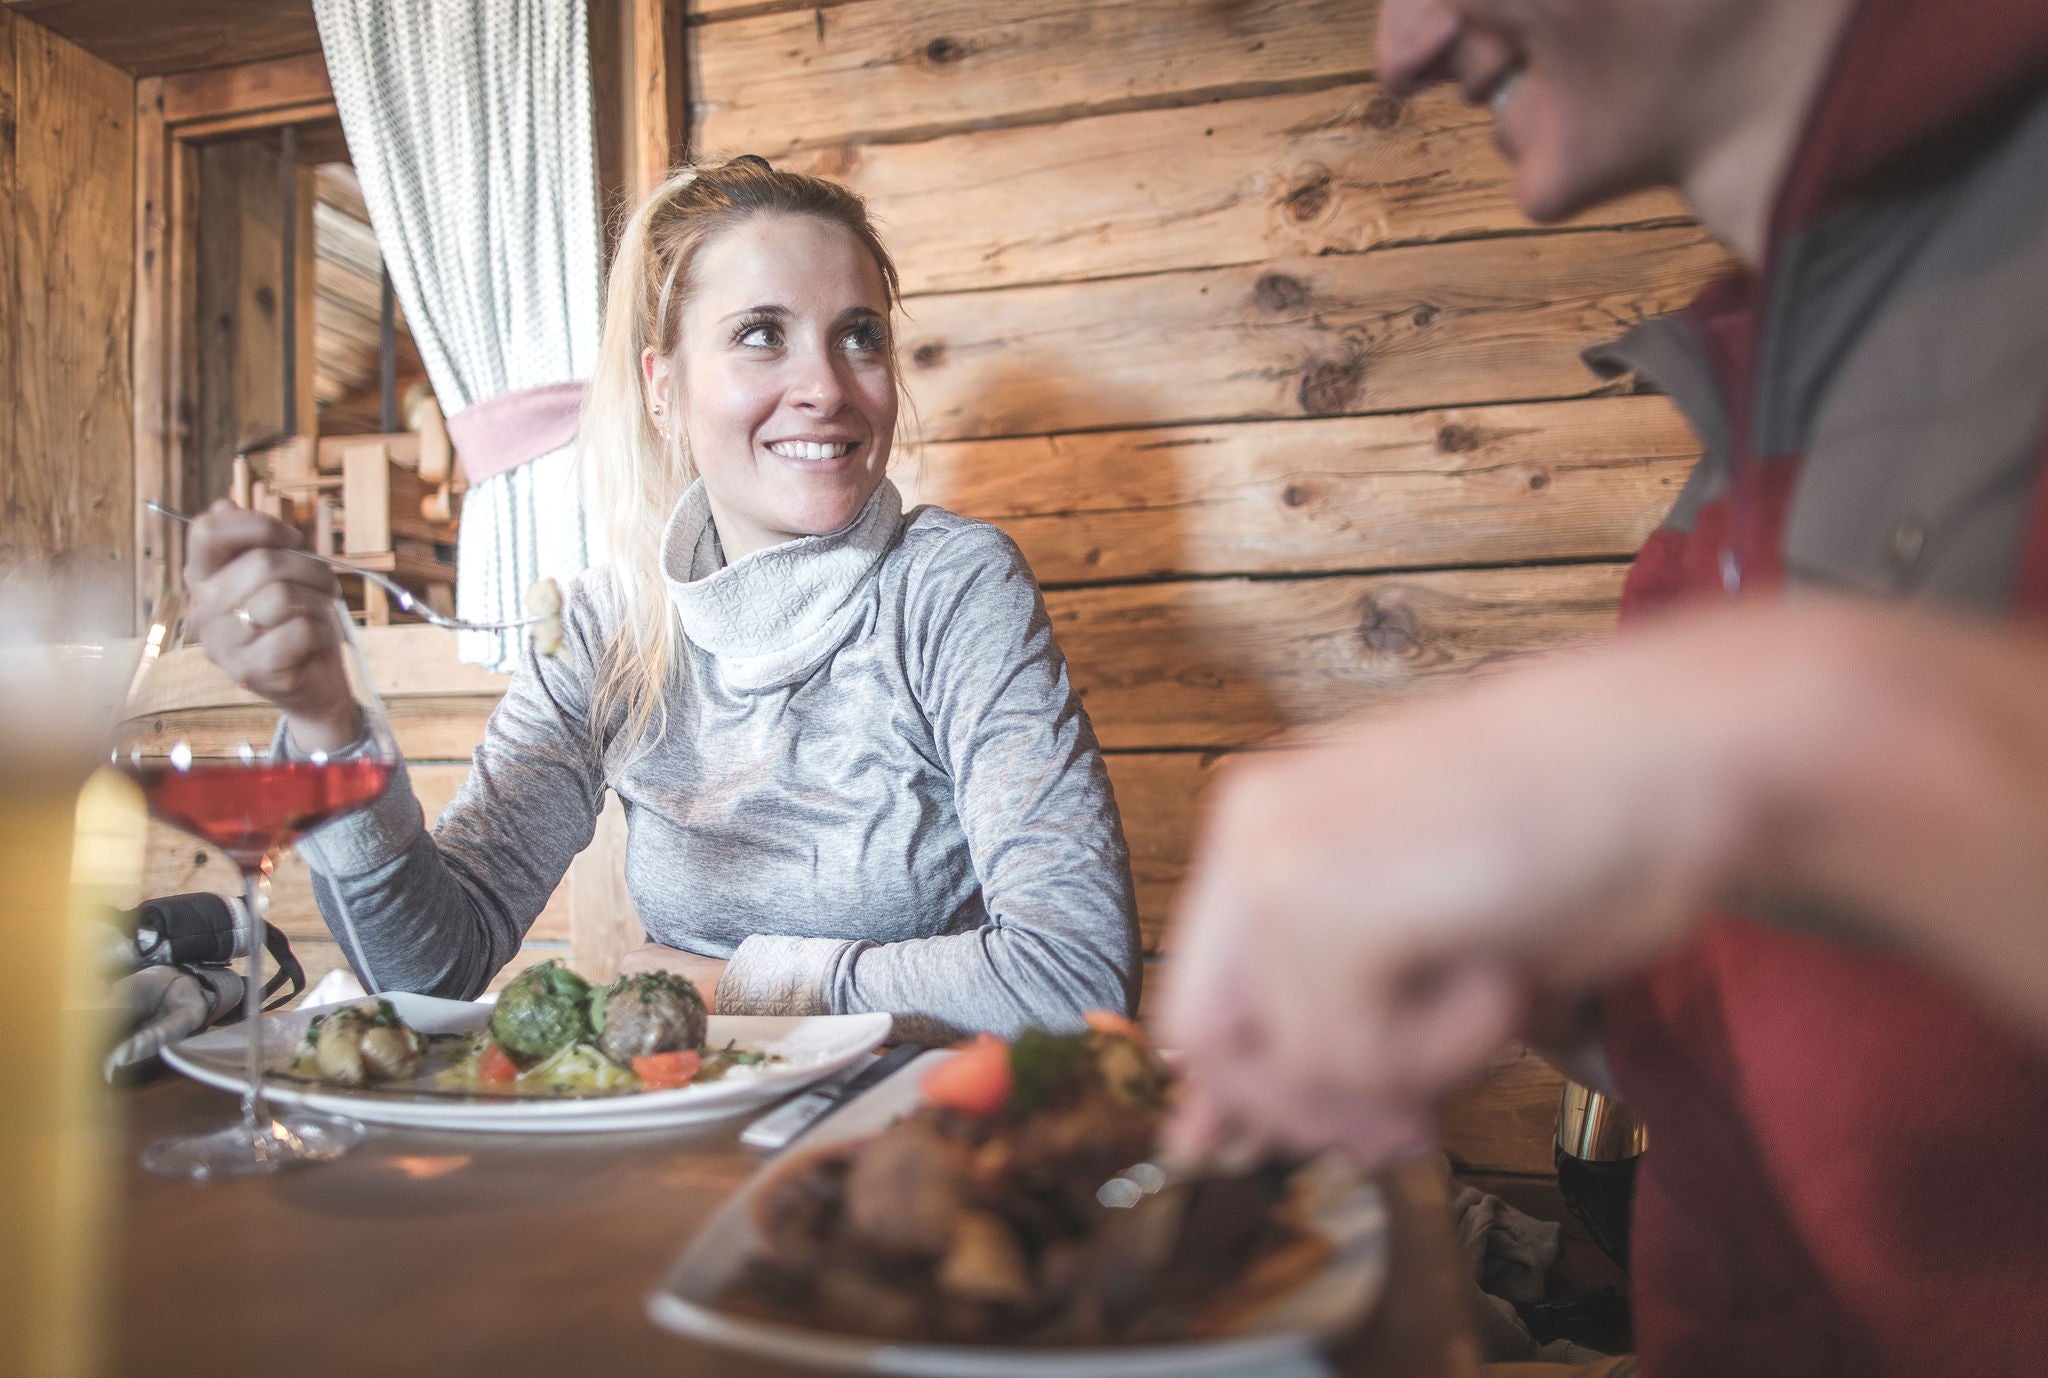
[
  {"x1": 684, "y1": 0, "x2": 1731, "y2": 983},
  {"x1": 683, "y1": 0, "x2": 1729, "y2": 1204},
  {"x1": 0, "y1": 6, "x2": 135, "y2": 608}
]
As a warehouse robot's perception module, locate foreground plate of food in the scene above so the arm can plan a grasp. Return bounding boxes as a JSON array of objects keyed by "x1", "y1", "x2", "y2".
[
  {"x1": 162, "y1": 987, "x2": 892, "y2": 1135},
  {"x1": 648, "y1": 1022, "x2": 1390, "y2": 1376}
]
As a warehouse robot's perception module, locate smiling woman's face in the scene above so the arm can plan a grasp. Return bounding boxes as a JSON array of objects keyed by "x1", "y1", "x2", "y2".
[{"x1": 646, "y1": 213, "x2": 897, "y2": 562}]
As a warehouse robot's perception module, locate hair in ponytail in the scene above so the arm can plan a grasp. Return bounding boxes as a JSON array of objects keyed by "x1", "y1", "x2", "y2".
[{"x1": 579, "y1": 156, "x2": 905, "y2": 762}]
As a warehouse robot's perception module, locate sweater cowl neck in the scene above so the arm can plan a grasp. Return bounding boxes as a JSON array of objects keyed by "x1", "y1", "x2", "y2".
[{"x1": 661, "y1": 477, "x2": 904, "y2": 691}]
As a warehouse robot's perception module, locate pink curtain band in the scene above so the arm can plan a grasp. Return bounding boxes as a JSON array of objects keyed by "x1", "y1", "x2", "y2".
[{"x1": 447, "y1": 380, "x2": 589, "y2": 484}]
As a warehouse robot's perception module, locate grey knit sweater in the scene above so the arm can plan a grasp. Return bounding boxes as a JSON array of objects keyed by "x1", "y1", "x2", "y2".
[{"x1": 301, "y1": 480, "x2": 1139, "y2": 1040}]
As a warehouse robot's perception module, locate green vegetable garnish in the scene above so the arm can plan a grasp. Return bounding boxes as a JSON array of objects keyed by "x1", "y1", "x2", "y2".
[
  {"x1": 489, "y1": 960, "x2": 596, "y2": 1062},
  {"x1": 1007, "y1": 1029, "x2": 1092, "y2": 1113}
]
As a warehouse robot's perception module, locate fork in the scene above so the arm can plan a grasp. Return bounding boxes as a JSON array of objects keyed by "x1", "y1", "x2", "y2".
[{"x1": 147, "y1": 501, "x2": 542, "y2": 634}]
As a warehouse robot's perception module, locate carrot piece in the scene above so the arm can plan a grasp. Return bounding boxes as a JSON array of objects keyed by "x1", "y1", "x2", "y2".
[
  {"x1": 1083, "y1": 1009, "x2": 1147, "y2": 1046},
  {"x1": 476, "y1": 1041, "x2": 520, "y2": 1086},
  {"x1": 632, "y1": 1049, "x2": 702, "y2": 1089},
  {"x1": 922, "y1": 1033, "x2": 1013, "y2": 1117}
]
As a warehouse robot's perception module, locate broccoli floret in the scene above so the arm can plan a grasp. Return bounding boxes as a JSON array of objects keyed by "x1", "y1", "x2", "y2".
[{"x1": 489, "y1": 960, "x2": 595, "y2": 1063}]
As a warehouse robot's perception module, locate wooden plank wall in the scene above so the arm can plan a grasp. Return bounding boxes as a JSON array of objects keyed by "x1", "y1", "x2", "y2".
[
  {"x1": 685, "y1": 0, "x2": 1729, "y2": 1190},
  {"x1": 0, "y1": 7, "x2": 135, "y2": 605},
  {"x1": 192, "y1": 136, "x2": 288, "y2": 499},
  {"x1": 685, "y1": 0, "x2": 1730, "y2": 965}
]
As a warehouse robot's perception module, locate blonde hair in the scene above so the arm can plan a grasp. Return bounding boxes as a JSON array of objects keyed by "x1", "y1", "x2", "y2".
[{"x1": 579, "y1": 156, "x2": 906, "y2": 761}]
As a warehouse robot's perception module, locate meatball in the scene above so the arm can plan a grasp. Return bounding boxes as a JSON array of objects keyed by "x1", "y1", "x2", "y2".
[{"x1": 596, "y1": 971, "x2": 708, "y2": 1063}]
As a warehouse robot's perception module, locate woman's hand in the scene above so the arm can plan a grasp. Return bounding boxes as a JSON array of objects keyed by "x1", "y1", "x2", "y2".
[
  {"x1": 617, "y1": 942, "x2": 727, "y2": 1011},
  {"x1": 186, "y1": 501, "x2": 359, "y2": 752},
  {"x1": 1156, "y1": 602, "x2": 1866, "y2": 1169}
]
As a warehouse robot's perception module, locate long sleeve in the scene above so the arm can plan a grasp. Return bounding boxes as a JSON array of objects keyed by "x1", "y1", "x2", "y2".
[
  {"x1": 297, "y1": 580, "x2": 611, "y2": 999},
  {"x1": 719, "y1": 524, "x2": 1140, "y2": 1041}
]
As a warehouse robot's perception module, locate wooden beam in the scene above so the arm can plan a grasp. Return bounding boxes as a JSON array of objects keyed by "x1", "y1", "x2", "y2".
[
  {"x1": 163, "y1": 134, "x2": 203, "y2": 526},
  {"x1": 168, "y1": 98, "x2": 337, "y2": 143},
  {"x1": 1052, "y1": 562, "x2": 1629, "y2": 751},
  {"x1": 293, "y1": 163, "x2": 318, "y2": 438},
  {"x1": 2, "y1": 13, "x2": 135, "y2": 602},
  {"x1": 694, "y1": 0, "x2": 1377, "y2": 156},
  {"x1": 1, "y1": 9, "x2": 17, "y2": 574},
  {"x1": 775, "y1": 84, "x2": 1686, "y2": 297},
  {"x1": 894, "y1": 225, "x2": 1730, "y2": 443},
  {"x1": 132, "y1": 75, "x2": 170, "y2": 620},
  {"x1": 0, "y1": 0, "x2": 324, "y2": 81},
  {"x1": 593, "y1": 0, "x2": 687, "y2": 250},
  {"x1": 901, "y1": 396, "x2": 1700, "y2": 585},
  {"x1": 158, "y1": 49, "x2": 332, "y2": 126}
]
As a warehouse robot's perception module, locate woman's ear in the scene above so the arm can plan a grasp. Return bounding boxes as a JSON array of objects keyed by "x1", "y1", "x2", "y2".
[{"x1": 641, "y1": 347, "x2": 675, "y2": 426}]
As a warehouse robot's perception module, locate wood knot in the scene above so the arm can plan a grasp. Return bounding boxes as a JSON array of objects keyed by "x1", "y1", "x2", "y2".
[
  {"x1": 911, "y1": 341, "x2": 946, "y2": 368},
  {"x1": 1435, "y1": 423, "x2": 1479, "y2": 453},
  {"x1": 1357, "y1": 597, "x2": 1419, "y2": 655},
  {"x1": 254, "y1": 285, "x2": 277, "y2": 316},
  {"x1": 1359, "y1": 94, "x2": 1403, "y2": 130},
  {"x1": 1082, "y1": 547, "x2": 1102, "y2": 567},
  {"x1": 1253, "y1": 273, "x2": 1310, "y2": 312},
  {"x1": 1281, "y1": 482, "x2": 1313, "y2": 509},
  {"x1": 1528, "y1": 471, "x2": 1550, "y2": 490},
  {"x1": 924, "y1": 35, "x2": 967, "y2": 64},
  {"x1": 1410, "y1": 304, "x2": 1438, "y2": 328},
  {"x1": 192, "y1": 850, "x2": 207, "y2": 867},
  {"x1": 1299, "y1": 348, "x2": 1366, "y2": 417},
  {"x1": 807, "y1": 145, "x2": 859, "y2": 178},
  {"x1": 1282, "y1": 169, "x2": 1333, "y2": 224}
]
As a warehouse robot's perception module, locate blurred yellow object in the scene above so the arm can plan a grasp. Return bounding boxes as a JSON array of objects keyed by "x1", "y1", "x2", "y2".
[{"x1": 0, "y1": 611, "x2": 142, "y2": 1378}]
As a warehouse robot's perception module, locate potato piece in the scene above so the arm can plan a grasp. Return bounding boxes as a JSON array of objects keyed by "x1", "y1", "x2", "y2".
[{"x1": 937, "y1": 1211, "x2": 1033, "y2": 1304}]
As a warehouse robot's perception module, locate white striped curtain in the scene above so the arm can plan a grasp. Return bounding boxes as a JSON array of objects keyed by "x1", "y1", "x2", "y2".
[{"x1": 313, "y1": 0, "x2": 602, "y2": 669}]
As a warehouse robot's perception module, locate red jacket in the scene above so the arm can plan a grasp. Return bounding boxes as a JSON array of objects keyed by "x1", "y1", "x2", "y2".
[{"x1": 1602, "y1": 0, "x2": 2048, "y2": 1372}]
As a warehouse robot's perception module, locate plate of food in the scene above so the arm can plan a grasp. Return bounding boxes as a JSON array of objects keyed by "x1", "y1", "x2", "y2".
[
  {"x1": 161, "y1": 962, "x2": 892, "y2": 1134},
  {"x1": 647, "y1": 1017, "x2": 1389, "y2": 1376}
]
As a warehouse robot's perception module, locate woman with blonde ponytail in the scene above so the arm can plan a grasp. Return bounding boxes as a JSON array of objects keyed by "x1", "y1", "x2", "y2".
[{"x1": 187, "y1": 156, "x2": 1137, "y2": 1041}]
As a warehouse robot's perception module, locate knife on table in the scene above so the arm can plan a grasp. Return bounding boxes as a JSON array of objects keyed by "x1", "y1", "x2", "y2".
[{"x1": 740, "y1": 1042, "x2": 924, "y2": 1154}]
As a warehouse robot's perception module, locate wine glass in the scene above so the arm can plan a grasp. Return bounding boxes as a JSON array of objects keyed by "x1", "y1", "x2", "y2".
[{"x1": 111, "y1": 564, "x2": 400, "y2": 1178}]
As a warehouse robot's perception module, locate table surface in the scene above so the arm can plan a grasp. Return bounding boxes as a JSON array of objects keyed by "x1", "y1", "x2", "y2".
[{"x1": 112, "y1": 1074, "x2": 1481, "y2": 1378}]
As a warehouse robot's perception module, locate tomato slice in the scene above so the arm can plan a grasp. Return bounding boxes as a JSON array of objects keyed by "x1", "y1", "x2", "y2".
[
  {"x1": 632, "y1": 1049, "x2": 702, "y2": 1089},
  {"x1": 476, "y1": 1041, "x2": 520, "y2": 1086},
  {"x1": 1083, "y1": 1009, "x2": 1147, "y2": 1046},
  {"x1": 921, "y1": 1033, "x2": 1013, "y2": 1117}
]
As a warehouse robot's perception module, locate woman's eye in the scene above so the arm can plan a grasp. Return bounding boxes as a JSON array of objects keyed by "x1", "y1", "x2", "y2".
[
  {"x1": 736, "y1": 322, "x2": 782, "y2": 348},
  {"x1": 842, "y1": 323, "x2": 886, "y2": 353}
]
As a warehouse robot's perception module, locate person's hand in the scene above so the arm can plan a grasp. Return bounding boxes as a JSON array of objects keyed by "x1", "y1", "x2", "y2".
[
  {"x1": 1156, "y1": 604, "x2": 1857, "y2": 1169},
  {"x1": 185, "y1": 500, "x2": 358, "y2": 751},
  {"x1": 617, "y1": 942, "x2": 727, "y2": 1011}
]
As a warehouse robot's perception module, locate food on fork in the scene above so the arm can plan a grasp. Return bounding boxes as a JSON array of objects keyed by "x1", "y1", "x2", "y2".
[
  {"x1": 724, "y1": 1017, "x2": 1335, "y2": 1345},
  {"x1": 524, "y1": 577, "x2": 565, "y2": 658}
]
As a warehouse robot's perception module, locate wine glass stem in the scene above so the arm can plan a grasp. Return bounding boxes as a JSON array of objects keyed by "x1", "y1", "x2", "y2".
[{"x1": 237, "y1": 854, "x2": 276, "y2": 1149}]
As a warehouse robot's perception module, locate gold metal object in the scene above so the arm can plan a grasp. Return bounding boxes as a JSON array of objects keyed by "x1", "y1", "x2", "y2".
[{"x1": 1556, "y1": 1082, "x2": 1648, "y2": 1162}]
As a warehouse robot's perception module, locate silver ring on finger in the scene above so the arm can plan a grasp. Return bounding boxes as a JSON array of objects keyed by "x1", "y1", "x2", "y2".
[{"x1": 235, "y1": 604, "x2": 258, "y2": 633}]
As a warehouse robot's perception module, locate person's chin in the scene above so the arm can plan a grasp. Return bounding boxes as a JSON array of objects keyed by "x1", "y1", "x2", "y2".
[{"x1": 774, "y1": 481, "x2": 880, "y2": 537}]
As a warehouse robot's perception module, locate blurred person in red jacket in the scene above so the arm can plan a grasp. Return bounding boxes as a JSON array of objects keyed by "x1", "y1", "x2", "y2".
[{"x1": 1162, "y1": 0, "x2": 2048, "y2": 1374}]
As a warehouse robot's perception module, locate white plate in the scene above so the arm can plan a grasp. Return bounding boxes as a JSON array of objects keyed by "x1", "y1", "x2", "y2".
[
  {"x1": 161, "y1": 992, "x2": 892, "y2": 1135},
  {"x1": 647, "y1": 1051, "x2": 1391, "y2": 1376}
]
